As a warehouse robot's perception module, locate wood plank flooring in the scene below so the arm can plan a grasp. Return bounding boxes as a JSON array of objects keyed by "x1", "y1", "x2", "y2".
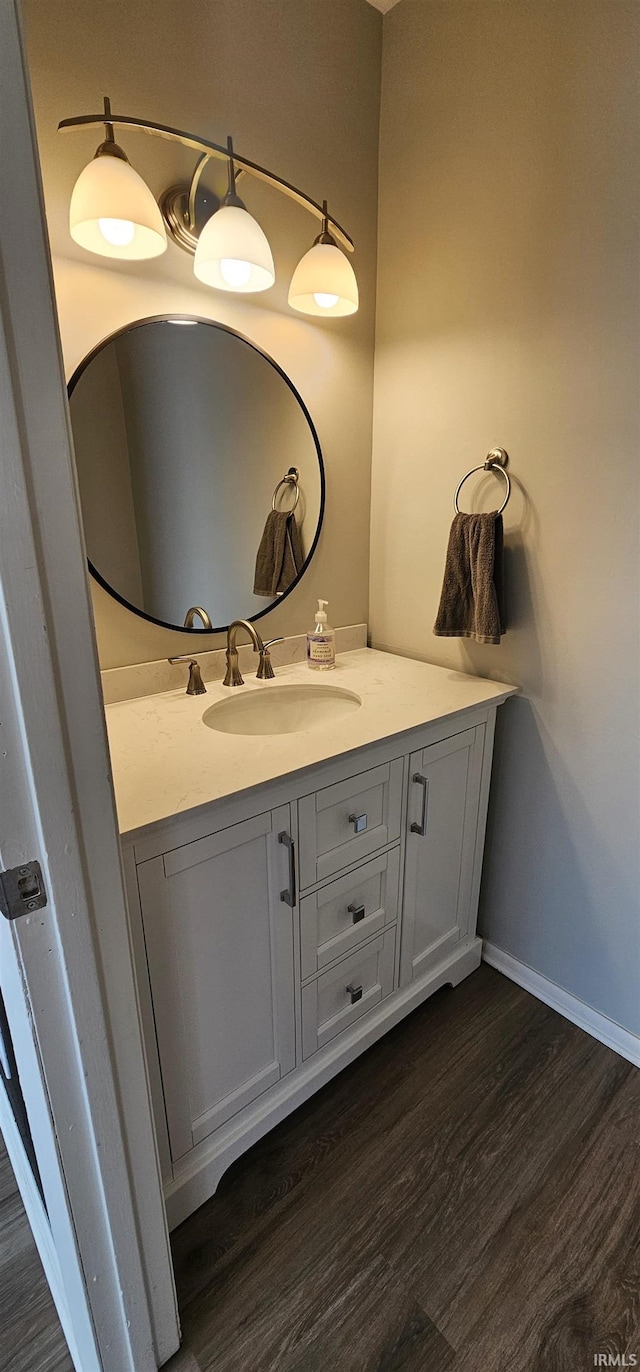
[
  {"x1": 0, "y1": 1136, "x2": 72, "y2": 1372},
  {"x1": 2, "y1": 965, "x2": 639, "y2": 1371},
  {"x1": 168, "y1": 965, "x2": 640, "y2": 1372}
]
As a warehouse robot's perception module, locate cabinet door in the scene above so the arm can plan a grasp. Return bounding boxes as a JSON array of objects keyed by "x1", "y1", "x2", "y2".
[
  {"x1": 400, "y1": 727, "x2": 484, "y2": 987},
  {"x1": 137, "y1": 804, "x2": 295, "y2": 1163}
]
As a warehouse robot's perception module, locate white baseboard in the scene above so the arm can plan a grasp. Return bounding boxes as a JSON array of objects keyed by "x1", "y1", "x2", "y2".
[{"x1": 483, "y1": 942, "x2": 640, "y2": 1069}]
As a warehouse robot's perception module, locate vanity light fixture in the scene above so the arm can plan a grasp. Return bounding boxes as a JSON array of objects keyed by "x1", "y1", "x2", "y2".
[
  {"x1": 194, "y1": 138, "x2": 275, "y2": 293},
  {"x1": 288, "y1": 201, "x2": 359, "y2": 317},
  {"x1": 59, "y1": 99, "x2": 358, "y2": 313},
  {"x1": 68, "y1": 98, "x2": 167, "y2": 260}
]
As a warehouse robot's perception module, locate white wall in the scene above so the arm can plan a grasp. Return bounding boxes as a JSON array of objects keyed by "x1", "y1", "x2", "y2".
[
  {"x1": 371, "y1": 0, "x2": 640, "y2": 1034},
  {"x1": 24, "y1": 0, "x2": 382, "y2": 667}
]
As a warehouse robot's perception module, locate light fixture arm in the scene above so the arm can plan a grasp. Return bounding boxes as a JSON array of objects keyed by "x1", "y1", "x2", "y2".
[
  {"x1": 316, "y1": 198, "x2": 337, "y2": 246},
  {"x1": 185, "y1": 149, "x2": 248, "y2": 232},
  {"x1": 224, "y1": 135, "x2": 245, "y2": 208},
  {"x1": 186, "y1": 152, "x2": 211, "y2": 231},
  {"x1": 94, "y1": 95, "x2": 128, "y2": 163},
  {"x1": 102, "y1": 95, "x2": 115, "y2": 144},
  {"x1": 59, "y1": 106, "x2": 354, "y2": 253}
]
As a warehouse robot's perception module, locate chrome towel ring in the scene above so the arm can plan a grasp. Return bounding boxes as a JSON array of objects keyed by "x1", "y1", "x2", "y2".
[
  {"x1": 454, "y1": 447, "x2": 510, "y2": 516},
  {"x1": 272, "y1": 466, "x2": 300, "y2": 513}
]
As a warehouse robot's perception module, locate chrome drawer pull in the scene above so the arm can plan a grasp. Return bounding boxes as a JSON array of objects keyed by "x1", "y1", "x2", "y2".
[
  {"x1": 278, "y1": 831, "x2": 297, "y2": 907},
  {"x1": 410, "y1": 773, "x2": 429, "y2": 837},
  {"x1": 348, "y1": 813, "x2": 368, "y2": 835},
  {"x1": 346, "y1": 983, "x2": 363, "y2": 1004},
  {"x1": 348, "y1": 902, "x2": 366, "y2": 924}
]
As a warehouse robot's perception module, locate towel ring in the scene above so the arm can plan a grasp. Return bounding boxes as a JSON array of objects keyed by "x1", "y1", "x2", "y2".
[
  {"x1": 454, "y1": 448, "x2": 510, "y2": 516},
  {"x1": 272, "y1": 466, "x2": 300, "y2": 513}
]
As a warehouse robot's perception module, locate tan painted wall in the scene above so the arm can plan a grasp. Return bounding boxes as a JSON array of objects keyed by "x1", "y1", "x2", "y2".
[
  {"x1": 371, "y1": 0, "x2": 640, "y2": 1033},
  {"x1": 24, "y1": 0, "x2": 381, "y2": 667}
]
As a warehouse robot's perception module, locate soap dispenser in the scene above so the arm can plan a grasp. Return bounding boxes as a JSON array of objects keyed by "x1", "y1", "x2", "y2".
[{"x1": 307, "y1": 599, "x2": 336, "y2": 670}]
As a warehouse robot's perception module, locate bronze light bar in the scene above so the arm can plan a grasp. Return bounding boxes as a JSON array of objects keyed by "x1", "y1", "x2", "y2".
[{"x1": 58, "y1": 106, "x2": 355, "y2": 256}]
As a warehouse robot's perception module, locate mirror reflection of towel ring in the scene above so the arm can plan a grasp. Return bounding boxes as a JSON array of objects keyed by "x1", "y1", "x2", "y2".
[
  {"x1": 454, "y1": 447, "x2": 510, "y2": 516},
  {"x1": 272, "y1": 466, "x2": 300, "y2": 513}
]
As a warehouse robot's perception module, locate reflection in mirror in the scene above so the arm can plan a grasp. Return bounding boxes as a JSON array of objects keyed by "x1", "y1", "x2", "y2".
[{"x1": 68, "y1": 317, "x2": 324, "y2": 631}]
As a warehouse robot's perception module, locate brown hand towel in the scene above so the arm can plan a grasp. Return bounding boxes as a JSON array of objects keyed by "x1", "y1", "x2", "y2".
[
  {"x1": 253, "y1": 510, "x2": 303, "y2": 598},
  {"x1": 433, "y1": 512, "x2": 505, "y2": 644}
]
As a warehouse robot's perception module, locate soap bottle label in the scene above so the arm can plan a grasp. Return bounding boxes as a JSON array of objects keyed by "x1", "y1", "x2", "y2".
[{"x1": 307, "y1": 636, "x2": 334, "y2": 663}]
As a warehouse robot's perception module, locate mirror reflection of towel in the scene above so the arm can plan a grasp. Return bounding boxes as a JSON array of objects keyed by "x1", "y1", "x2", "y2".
[
  {"x1": 433, "y1": 512, "x2": 505, "y2": 644},
  {"x1": 253, "y1": 510, "x2": 303, "y2": 597}
]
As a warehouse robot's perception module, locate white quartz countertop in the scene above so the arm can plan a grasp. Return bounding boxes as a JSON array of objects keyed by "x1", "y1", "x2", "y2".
[{"x1": 105, "y1": 648, "x2": 515, "y2": 838}]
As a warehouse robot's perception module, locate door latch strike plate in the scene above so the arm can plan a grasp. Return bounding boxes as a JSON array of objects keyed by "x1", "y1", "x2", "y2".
[{"x1": 0, "y1": 861, "x2": 47, "y2": 921}]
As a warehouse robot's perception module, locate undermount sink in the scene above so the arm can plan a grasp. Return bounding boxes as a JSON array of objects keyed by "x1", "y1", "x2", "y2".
[{"x1": 202, "y1": 682, "x2": 362, "y2": 736}]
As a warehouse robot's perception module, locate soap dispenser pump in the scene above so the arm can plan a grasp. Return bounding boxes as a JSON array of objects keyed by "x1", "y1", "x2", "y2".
[{"x1": 307, "y1": 599, "x2": 336, "y2": 670}]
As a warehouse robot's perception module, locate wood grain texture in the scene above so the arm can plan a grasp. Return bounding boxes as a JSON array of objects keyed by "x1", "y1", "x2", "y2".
[
  {"x1": 0, "y1": 1138, "x2": 72, "y2": 1372},
  {"x1": 169, "y1": 965, "x2": 640, "y2": 1371}
]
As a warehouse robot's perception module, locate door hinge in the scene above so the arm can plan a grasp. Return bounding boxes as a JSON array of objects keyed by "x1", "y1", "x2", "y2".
[{"x1": 0, "y1": 861, "x2": 47, "y2": 921}]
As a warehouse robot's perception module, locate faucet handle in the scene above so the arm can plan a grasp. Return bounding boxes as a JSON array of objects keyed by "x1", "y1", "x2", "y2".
[
  {"x1": 256, "y1": 637, "x2": 284, "y2": 680},
  {"x1": 168, "y1": 656, "x2": 206, "y2": 695}
]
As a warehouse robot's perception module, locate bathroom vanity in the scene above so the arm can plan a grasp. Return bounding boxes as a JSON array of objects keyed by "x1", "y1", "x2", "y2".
[
  {"x1": 106, "y1": 649, "x2": 514, "y2": 1229},
  {"x1": 68, "y1": 311, "x2": 515, "y2": 1230}
]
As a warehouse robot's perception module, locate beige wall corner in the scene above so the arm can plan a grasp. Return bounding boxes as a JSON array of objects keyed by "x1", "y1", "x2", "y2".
[{"x1": 371, "y1": 0, "x2": 640, "y2": 1034}]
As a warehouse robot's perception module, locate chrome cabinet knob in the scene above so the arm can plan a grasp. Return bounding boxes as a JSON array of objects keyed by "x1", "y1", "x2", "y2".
[{"x1": 348, "y1": 813, "x2": 368, "y2": 835}]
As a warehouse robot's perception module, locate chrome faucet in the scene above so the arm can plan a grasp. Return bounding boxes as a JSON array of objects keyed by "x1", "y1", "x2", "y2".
[
  {"x1": 168, "y1": 655, "x2": 206, "y2": 695},
  {"x1": 223, "y1": 620, "x2": 264, "y2": 687},
  {"x1": 183, "y1": 606, "x2": 213, "y2": 631}
]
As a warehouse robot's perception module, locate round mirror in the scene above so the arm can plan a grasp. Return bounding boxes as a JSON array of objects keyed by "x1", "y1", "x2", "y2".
[{"x1": 68, "y1": 316, "x2": 325, "y2": 632}]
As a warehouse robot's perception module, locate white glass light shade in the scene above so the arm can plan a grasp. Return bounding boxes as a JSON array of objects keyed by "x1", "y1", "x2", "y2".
[
  {"x1": 69, "y1": 154, "x2": 167, "y2": 259},
  {"x1": 288, "y1": 241, "x2": 358, "y2": 317},
  {"x1": 193, "y1": 204, "x2": 275, "y2": 292}
]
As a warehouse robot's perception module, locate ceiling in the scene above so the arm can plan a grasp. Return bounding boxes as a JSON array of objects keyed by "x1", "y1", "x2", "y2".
[{"x1": 364, "y1": 0, "x2": 403, "y2": 13}]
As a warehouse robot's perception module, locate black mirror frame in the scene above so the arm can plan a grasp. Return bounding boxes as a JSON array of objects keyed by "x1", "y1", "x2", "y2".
[{"x1": 67, "y1": 313, "x2": 326, "y2": 635}]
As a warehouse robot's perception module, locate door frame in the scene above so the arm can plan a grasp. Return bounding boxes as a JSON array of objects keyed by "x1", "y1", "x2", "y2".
[{"x1": 0, "y1": 2, "x2": 179, "y2": 1366}]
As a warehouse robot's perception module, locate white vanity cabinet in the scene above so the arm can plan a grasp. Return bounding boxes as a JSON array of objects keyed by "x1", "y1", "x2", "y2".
[
  {"x1": 123, "y1": 703, "x2": 500, "y2": 1229},
  {"x1": 400, "y1": 725, "x2": 486, "y2": 986},
  {"x1": 135, "y1": 805, "x2": 296, "y2": 1166}
]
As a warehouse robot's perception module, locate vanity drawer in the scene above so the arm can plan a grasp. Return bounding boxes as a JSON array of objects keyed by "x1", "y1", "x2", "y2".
[
  {"x1": 302, "y1": 929, "x2": 396, "y2": 1059},
  {"x1": 299, "y1": 847, "x2": 401, "y2": 980},
  {"x1": 298, "y1": 758, "x2": 403, "y2": 889}
]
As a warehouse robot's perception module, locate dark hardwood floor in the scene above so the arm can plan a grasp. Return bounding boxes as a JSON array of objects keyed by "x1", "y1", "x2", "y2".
[
  {"x1": 168, "y1": 965, "x2": 640, "y2": 1372},
  {"x1": 0, "y1": 1137, "x2": 72, "y2": 1372},
  {"x1": 2, "y1": 965, "x2": 639, "y2": 1371}
]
